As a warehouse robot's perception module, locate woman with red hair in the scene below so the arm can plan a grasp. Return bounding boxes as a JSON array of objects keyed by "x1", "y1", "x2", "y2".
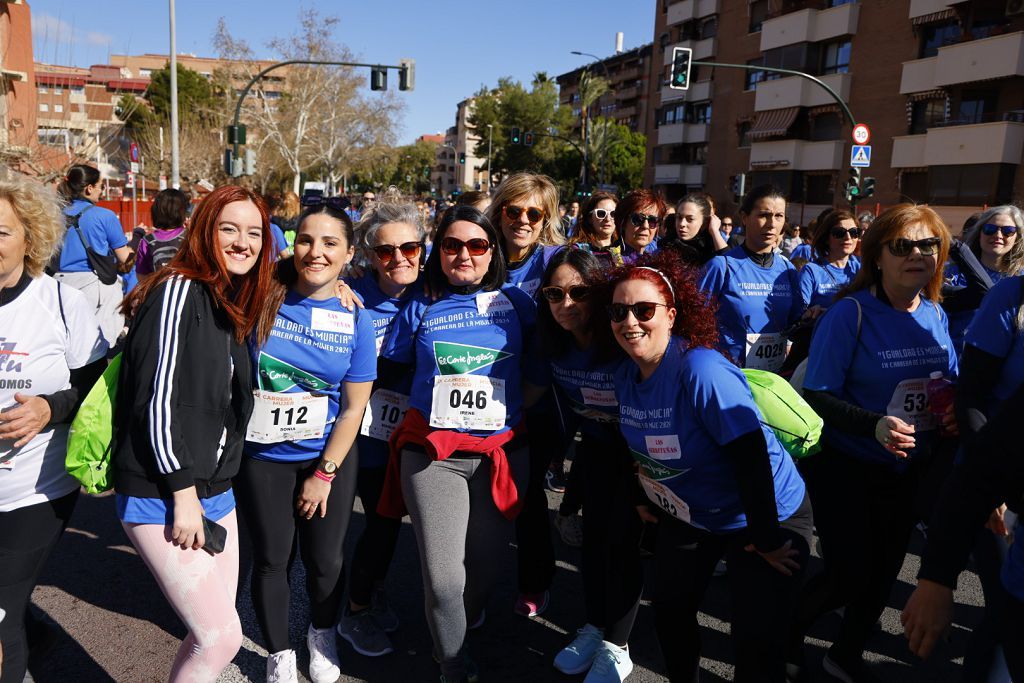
[
  {"x1": 614, "y1": 190, "x2": 665, "y2": 262},
  {"x1": 596, "y1": 252, "x2": 812, "y2": 682},
  {"x1": 113, "y1": 185, "x2": 278, "y2": 682}
]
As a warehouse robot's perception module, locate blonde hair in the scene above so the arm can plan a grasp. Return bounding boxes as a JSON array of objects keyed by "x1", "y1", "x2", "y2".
[
  {"x1": 0, "y1": 172, "x2": 66, "y2": 277},
  {"x1": 486, "y1": 172, "x2": 565, "y2": 247},
  {"x1": 280, "y1": 191, "x2": 301, "y2": 220}
]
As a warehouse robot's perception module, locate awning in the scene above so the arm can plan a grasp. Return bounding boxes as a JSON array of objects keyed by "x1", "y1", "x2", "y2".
[
  {"x1": 911, "y1": 8, "x2": 957, "y2": 25},
  {"x1": 747, "y1": 107, "x2": 799, "y2": 141},
  {"x1": 907, "y1": 89, "x2": 946, "y2": 102},
  {"x1": 808, "y1": 104, "x2": 841, "y2": 117}
]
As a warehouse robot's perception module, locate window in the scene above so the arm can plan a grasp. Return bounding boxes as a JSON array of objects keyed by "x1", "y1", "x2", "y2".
[
  {"x1": 53, "y1": 86, "x2": 62, "y2": 95},
  {"x1": 54, "y1": 104, "x2": 64, "y2": 113},
  {"x1": 909, "y1": 99, "x2": 945, "y2": 134},
  {"x1": 957, "y1": 90, "x2": 998, "y2": 124},
  {"x1": 810, "y1": 113, "x2": 842, "y2": 141},
  {"x1": 663, "y1": 144, "x2": 708, "y2": 164},
  {"x1": 827, "y1": 0, "x2": 856, "y2": 5},
  {"x1": 38, "y1": 86, "x2": 47, "y2": 94},
  {"x1": 263, "y1": 91, "x2": 281, "y2": 100},
  {"x1": 39, "y1": 103, "x2": 49, "y2": 112},
  {"x1": 661, "y1": 103, "x2": 685, "y2": 125},
  {"x1": 750, "y1": 0, "x2": 769, "y2": 33},
  {"x1": 738, "y1": 121, "x2": 752, "y2": 148},
  {"x1": 691, "y1": 102, "x2": 712, "y2": 124},
  {"x1": 746, "y1": 58, "x2": 766, "y2": 90},
  {"x1": 764, "y1": 43, "x2": 816, "y2": 78},
  {"x1": 928, "y1": 164, "x2": 1015, "y2": 205},
  {"x1": 699, "y1": 16, "x2": 718, "y2": 39},
  {"x1": 920, "y1": 21, "x2": 961, "y2": 59},
  {"x1": 821, "y1": 40, "x2": 851, "y2": 75},
  {"x1": 140, "y1": 69, "x2": 152, "y2": 77},
  {"x1": 71, "y1": 85, "x2": 84, "y2": 93}
]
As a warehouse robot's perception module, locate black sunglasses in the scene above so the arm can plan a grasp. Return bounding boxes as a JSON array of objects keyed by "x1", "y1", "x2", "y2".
[
  {"x1": 540, "y1": 285, "x2": 590, "y2": 303},
  {"x1": 606, "y1": 301, "x2": 670, "y2": 323},
  {"x1": 887, "y1": 237, "x2": 941, "y2": 257},
  {"x1": 439, "y1": 236, "x2": 492, "y2": 256},
  {"x1": 590, "y1": 208, "x2": 615, "y2": 220},
  {"x1": 981, "y1": 223, "x2": 1018, "y2": 237},
  {"x1": 503, "y1": 204, "x2": 545, "y2": 225},
  {"x1": 630, "y1": 212, "x2": 660, "y2": 228},
  {"x1": 830, "y1": 227, "x2": 863, "y2": 240},
  {"x1": 372, "y1": 241, "x2": 423, "y2": 265},
  {"x1": 301, "y1": 195, "x2": 351, "y2": 211}
]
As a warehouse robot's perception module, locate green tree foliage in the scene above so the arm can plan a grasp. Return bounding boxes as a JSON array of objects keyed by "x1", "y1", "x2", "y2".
[
  {"x1": 389, "y1": 139, "x2": 438, "y2": 194},
  {"x1": 145, "y1": 63, "x2": 220, "y2": 122},
  {"x1": 599, "y1": 120, "x2": 647, "y2": 192}
]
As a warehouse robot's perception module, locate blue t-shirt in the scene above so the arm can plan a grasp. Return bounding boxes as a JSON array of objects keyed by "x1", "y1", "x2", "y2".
[
  {"x1": 506, "y1": 245, "x2": 560, "y2": 299},
  {"x1": 350, "y1": 273, "x2": 415, "y2": 468},
  {"x1": 1003, "y1": 517, "x2": 1024, "y2": 600},
  {"x1": 621, "y1": 240, "x2": 658, "y2": 264},
  {"x1": 804, "y1": 290, "x2": 958, "y2": 469},
  {"x1": 59, "y1": 199, "x2": 127, "y2": 272},
  {"x1": 699, "y1": 247, "x2": 803, "y2": 368},
  {"x1": 945, "y1": 261, "x2": 1007, "y2": 356},
  {"x1": 117, "y1": 489, "x2": 235, "y2": 524},
  {"x1": 245, "y1": 291, "x2": 377, "y2": 462},
  {"x1": 381, "y1": 285, "x2": 544, "y2": 435},
  {"x1": 614, "y1": 339, "x2": 805, "y2": 533},
  {"x1": 548, "y1": 344, "x2": 626, "y2": 438},
  {"x1": 798, "y1": 257, "x2": 861, "y2": 310},
  {"x1": 963, "y1": 276, "x2": 1024, "y2": 409},
  {"x1": 789, "y1": 243, "x2": 814, "y2": 262},
  {"x1": 270, "y1": 222, "x2": 289, "y2": 258}
]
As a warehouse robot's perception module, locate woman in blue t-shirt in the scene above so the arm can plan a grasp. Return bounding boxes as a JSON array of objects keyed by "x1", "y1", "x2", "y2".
[
  {"x1": 339, "y1": 201, "x2": 426, "y2": 657},
  {"x1": 55, "y1": 165, "x2": 133, "y2": 347},
  {"x1": 598, "y1": 251, "x2": 812, "y2": 683},
  {"x1": 792, "y1": 204, "x2": 957, "y2": 682},
  {"x1": 615, "y1": 189, "x2": 663, "y2": 263},
  {"x1": 378, "y1": 205, "x2": 546, "y2": 682},
  {"x1": 797, "y1": 209, "x2": 862, "y2": 315},
  {"x1": 698, "y1": 185, "x2": 803, "y2": 372},
  {"x1": 235, "y1": 201, "x2": 375, "y2": 683}
]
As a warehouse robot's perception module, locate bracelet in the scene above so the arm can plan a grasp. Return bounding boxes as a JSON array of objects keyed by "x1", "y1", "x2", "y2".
[{"x1": 313, "y1": 469, "x2": 336, "y2": 483}]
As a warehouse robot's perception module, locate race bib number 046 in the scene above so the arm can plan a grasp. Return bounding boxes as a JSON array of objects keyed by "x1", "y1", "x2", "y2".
[
  {"x1": 429, "y1": 375, "x2": 506, "y2": 431},
  {"x1": 246, "y1": 390, "x2": 329, "y2": 444},
  {"x1": 360, "y1": 389, "x2": 409, "y2": 442}
]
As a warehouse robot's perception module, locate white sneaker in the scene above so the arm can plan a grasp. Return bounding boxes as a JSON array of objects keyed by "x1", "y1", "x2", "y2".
[
  {"x1": 554, "y1": 624, "x2": 604, "y2": 674},
  {"x1": 307, "y1": 624, "x2": 341, "y2": 683},
  {"x1": 266, "y1": 649, "x2": 298, "y2": 683},
  {"x1": 583, "y1": 641, "x2": 633, "y2": 683}
]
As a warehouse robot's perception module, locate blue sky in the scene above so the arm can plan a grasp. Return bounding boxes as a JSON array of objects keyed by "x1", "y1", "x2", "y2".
[{"x1": 28, "y1": 0, "x2": 655, "y2": 145}]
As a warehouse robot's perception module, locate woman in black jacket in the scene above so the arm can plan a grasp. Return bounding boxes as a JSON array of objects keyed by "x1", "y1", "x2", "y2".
[{"x1": 113, "y1": 185, "x2": 279, "y2": 682}]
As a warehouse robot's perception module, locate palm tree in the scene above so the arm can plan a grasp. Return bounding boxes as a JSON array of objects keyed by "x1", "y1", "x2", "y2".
[{"x1": 576, "y1": 71, "x2": 609, "y2": 186}]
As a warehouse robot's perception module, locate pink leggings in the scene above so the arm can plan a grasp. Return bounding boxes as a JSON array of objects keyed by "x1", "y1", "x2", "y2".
[{"x1": 123, "y1": 510, "x2": 243, "y2": 683}]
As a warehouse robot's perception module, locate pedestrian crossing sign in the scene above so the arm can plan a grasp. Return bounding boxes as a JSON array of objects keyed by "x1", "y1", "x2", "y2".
[{"x1": 851, "y1": 145, "x2": 871, "y2": 168}]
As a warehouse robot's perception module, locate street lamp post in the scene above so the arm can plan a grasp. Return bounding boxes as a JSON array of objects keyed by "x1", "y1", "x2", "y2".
[
  {"x1": 168, "y1": 0, "x2": 180, "y2": 188},
  {"x1": 486, "y1": 124, "x2": 493, "y2": 195}
]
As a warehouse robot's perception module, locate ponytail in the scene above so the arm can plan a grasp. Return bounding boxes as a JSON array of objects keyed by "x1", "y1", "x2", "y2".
[{"x1": 58, "y1": 165, "x2": 101, "y2": 202}]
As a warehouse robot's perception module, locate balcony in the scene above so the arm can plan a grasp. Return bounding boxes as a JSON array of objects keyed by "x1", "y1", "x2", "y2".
[
  {"x1": 754, "y1": 72, "x2": 851, "y2": 112},
  {"x1": 749, "y1": 139, "x2": 844, "y2": 170},
  {"x1": 654, "y1": 163, "x2": 707, "y2": 185},
  {"x1": 891, "y1": 135, "x2": 927, "y2": 168},
  {"x1": 660, "y1": 78, "x2": 713, "y2": 104},
  {"x1": 901, "y1": 32, "x2": 1024, "y2": 93},
  {"x1": 613, "y1": 105, "x2": 638, "y2": 119},
  {"x1": 760, "y1": 2, "x2": 859, "y2": 51},
  {"x1": 615, "y1": 85, "x2": 640, "y2": 100},
  {"x1": 892, "y1": 120, "x2": 1024, "y2": 166},
  {"x1": 908, "y1": 0, "x2": 954, "y2": 19},
  {"x1": 658, "y1": 123, "x2": 709, "y2": 145},
  {"x1": 667, "y1": 0, "x2": 720, "y2": 26},
  {"x1": 662, "y1": 36, "x2": 716, "y2": 67}
]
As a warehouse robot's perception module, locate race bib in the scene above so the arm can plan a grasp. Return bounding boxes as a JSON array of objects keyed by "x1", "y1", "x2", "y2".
[
  {"x1": 246, "y1": 390, "x2": 330, "y2": 444},
  {"x1": 639, "y1": 474, "x2": 691, "y2": 524},
  {"x1": 0, "y1": 448, "x2": 14, "y2": 471},
  {"x1": 581, "y1": 387, "x2": 617, "y2": 408},
  {"x1": 375, "y1": 333, "x2": 385, "y2": 356},
  {"x1": 519, "y1": 278, "x2": 541, "y2": 297},
  {"x1": 886, "y1": 378, "x2": 938, "y2": 431},
  {"x1": 476, "y1": 290, "x2": 513, "y2": 316},
  {"x1": 429, "y1": 375, "x2": 506, "y2": 431},
  {"x1": 745, "y1": 332, "x2": 789, "y2": 372},
  {"x1": 311, "y1": 308, "x2": 354, "y2": 335},
  {"x1": 359, "y1": 389, "x2": 409, "y2": 441},
  {"x1": 645, "y1": 434, "x2": 682, "y2": 461}
]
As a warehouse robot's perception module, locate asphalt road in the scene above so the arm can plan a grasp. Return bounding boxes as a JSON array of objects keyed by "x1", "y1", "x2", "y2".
[{"x1": 26, "y1": 483, "x2": 983, "y2": 682}]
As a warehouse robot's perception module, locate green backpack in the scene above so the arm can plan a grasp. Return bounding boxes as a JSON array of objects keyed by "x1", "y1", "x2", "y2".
[
  {"x1": 742, "y1": 367, "x2": 823, "y2": 460},
  {"x1": 66, "y1": 354, "x2": 121, "y2": 494}
]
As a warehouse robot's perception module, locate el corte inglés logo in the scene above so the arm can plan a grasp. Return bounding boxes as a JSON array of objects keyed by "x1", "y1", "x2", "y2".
[
  {"x1": 433, "y1": 341, "x2": 512, "y2": 375},
  {"x1": 258, "y1": 352, "x2": 330, "y2": 392}
]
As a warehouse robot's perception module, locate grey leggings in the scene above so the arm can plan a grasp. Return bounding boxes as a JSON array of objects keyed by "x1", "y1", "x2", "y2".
[{"x1": 401, "y1": 446, "x2": 529, "y2": 680}]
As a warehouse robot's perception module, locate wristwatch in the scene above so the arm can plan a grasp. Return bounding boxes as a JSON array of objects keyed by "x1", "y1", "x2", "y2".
[{"x1": 317, "y1": 459, "x2": 338, "y2": 475}]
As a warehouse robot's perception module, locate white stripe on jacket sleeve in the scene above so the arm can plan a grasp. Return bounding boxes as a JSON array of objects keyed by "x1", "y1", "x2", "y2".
[{"x1": 148, "y1": 276, "x2": 191, "y2": 474}]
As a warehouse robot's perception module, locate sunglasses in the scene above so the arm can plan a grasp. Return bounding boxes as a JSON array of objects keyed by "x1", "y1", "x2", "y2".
[
  {"x1": 887, "y1": 237, "x2": 941, "y2": 257},
  {"x1": 301, "y1": 195, "x2": 351, "y2": 211},
  {"x1": 630, "y1": 212, "x2": 661, "y2": 228},
  {"x1": 372, "y1": 241, "x2": 423, "y2": 265},
  {"x1": 981, "y1": 223, "x2": 1018, "y2": 237},
  {"x1": 590, "y1": 208, "x2": 615, "y2": 220},
  {"x1": 540, "y1": 285, "x2": 590, "y2": 303},
  {"x1": 606, "y1": 301, "x2": 671, "y2": 323},
  {"x1": 503, "y1": 204, "x2": 545, "y2": 225},
  {"x1": 439, "y1": 236, "x2": 493, "y2": 256},
  {"x1": 830, "y1": 227, "x2": 863, "y2": 240}
]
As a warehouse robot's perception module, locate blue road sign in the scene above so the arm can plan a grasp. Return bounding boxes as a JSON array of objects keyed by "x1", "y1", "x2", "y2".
[{"x1": 851, "y1": 145, "x2": 871, "y2": 168}]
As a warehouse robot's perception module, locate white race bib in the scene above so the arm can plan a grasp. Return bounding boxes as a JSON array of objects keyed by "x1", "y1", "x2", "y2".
[
  {"x1": 886, "y1": 378, "x2": 937, "y2": 431},
  {"x1": 476, "y1": 290, "x2": 514, "y2": 316},
  {"x1": 429, "y1": 375, "x2": 506, "y2": 431},
  {"x1": 519, "y1": 278, "x2": 541, "y2": 297},
  {"x1": 745, "y1": 332, "x2": 789, "y2": 372},
  {"x1": 246, "y1": 390, "x2": 330, "y2": 444},
  {"x1": 311, "y1": 308, "x2": 354, "y2": 334},
  {"x1": 359, "y1": 389, "x2": 409, "y2": 441},
  {"x1": 639, "y1": 474, "x2": 691, "y2": 524},
  {"x1": 581, "y1": 387, "x2": 617, "y2": 408}
]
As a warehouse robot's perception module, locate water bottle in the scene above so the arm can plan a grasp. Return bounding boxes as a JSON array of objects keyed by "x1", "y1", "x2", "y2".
[{"x1": 926, "y1": 371, "x2": 955, "y2": 435}]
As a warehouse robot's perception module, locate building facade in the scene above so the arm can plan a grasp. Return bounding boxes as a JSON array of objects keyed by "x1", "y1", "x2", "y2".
[
  {"x1": 432, "y1": 97, "x2": 491, "y2": 196},
  {"x1": 556, "y1": 43, "x2": 655, "y2": 135},
  {"x1": 645, "y1": 0, "x2": 1024, "y2": 226},
  {"x1": 0, "y1": 0, "x2": 36, "y2": 164}
]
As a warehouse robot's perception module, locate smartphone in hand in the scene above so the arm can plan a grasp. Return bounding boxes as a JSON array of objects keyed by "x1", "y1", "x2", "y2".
[{"x1": 201, "y1": 516, "x2": 227, "y2": 555}]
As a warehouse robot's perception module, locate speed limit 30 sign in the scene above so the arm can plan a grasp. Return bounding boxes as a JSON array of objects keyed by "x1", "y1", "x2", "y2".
[{"x1": 852, "y1": 124, "x2": 871, "y2": 145}]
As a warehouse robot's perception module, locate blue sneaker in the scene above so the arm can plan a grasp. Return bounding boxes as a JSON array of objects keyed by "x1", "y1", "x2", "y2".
[
  {"x1": 554, "y1": 624, "x2": 604, "y2": 675},
  {"x1": 583, "y1": 641, "x2": 632, "y2": 683}
]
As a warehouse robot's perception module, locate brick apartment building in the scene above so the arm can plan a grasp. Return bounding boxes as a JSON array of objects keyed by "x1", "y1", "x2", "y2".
[
  {"x1": 0, "y1": 0, "x2": 36, "y2": 165},
  {"x1": 645, "y1": 0, "x2": 1024, "y2": 227},
  {"x1": 432, "y1": 97, "x2": 491, "y2": 196},
  {"x1": 556, "y1": 43, "x2": 655, "y2": 135}
]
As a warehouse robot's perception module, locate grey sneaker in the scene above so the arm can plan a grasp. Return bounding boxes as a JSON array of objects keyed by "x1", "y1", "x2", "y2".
[
  {"x1": 266, "y1": 649, "x2": 298, "y2": 683},
  {"x1": 369, "y1": 589, "x2": 400, "y2": 633},
  {"x1": 337, "y1": 607, "x2": 395, "y2": 657},
  {"x1": 554, "y1": 512, "x2": 584, "y2": 547},
  {"x1": 306, "y1": 624, "x2": 341, "y2": 683}
]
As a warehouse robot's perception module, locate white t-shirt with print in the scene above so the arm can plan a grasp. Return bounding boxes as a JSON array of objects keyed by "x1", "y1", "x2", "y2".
[{"x1": 0, "y1": 276, "x2": 107, "y2": 511}]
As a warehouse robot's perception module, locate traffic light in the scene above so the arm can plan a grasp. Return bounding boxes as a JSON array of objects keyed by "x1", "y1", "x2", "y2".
[
  {"x1": 399, "y1": 58, "x2": 415, "y2": 91},
  {"x1": 458, "y1": 152, "x2": 466, "y2": 165},
  {"x1": 370, "y1": 66, "x2": 387, "y2": 91},
  {"x1": 226, "y1": 124, "x2": 246, "y2": 145},
  {"x1": 244, "y1": 148, "x2": 256, "y2": 176},
  {"x1": 223, "y1": 148, "x2": 242, "y2": 177},
  {"x1": 861, "y1": 176, "x2": 876, "y2": 200},
  {"x1": 523, "y1": 132, "x2": 535, "y2": 147},
  {"x1": 575, "y1": 185, "x2": 592, "y2": 198},
  {"x1": 844, "y1": 167, "x2": 863, "y2": 205},
  {"x1": 511, "y1": 127, "x2": 521, "y2": 145},
  {"x1": 669, "y1": 47, "x2": 693, "y2": 90},
  {"x1": 730, "y1": 172, "x2": 747, "y2": 198}
]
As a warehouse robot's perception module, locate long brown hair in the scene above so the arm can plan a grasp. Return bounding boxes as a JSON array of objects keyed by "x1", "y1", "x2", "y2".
[{"x1": 123, "y1": 185, "x2": 280, "y2": 344}]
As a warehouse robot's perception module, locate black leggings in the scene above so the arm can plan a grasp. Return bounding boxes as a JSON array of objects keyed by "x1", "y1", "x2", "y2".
[
  {"x1": 578, "y1": 430, "x2": 643, "y2": 645},
  {"x1": 653, "y1": 494, "x2": 813, "y2": 683},
  {"x1": 516, "y1": 403, "x2": 564, "y2": 594},
  {"x1": 790, "y1": 447, "x2": 924, "y2": 666},
  {"x1": 0, "y1": 490, "x2": 78, "y2": 683},
  {"x1": 347, "y1": 464, "x2": 402, "y2": 607},
  {"x1": 235, "y1": 454, "x2": 357, "y2": 653}
]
